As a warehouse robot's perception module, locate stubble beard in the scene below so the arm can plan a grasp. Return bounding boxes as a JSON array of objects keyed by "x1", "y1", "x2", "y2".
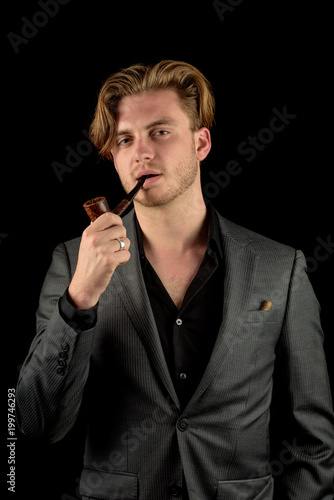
[{"x1": 134, "y1": 147, "x2": 199, "y2": 208}]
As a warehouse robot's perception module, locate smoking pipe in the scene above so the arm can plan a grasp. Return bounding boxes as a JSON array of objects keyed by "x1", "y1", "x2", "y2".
[{"x1": 83, "y1": 175, "x2": 150, "y2": 222}]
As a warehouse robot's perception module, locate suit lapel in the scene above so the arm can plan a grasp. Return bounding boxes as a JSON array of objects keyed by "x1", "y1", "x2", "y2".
[
  {"x1": 109, "y1": 211, "x2": 180, "y2": 408},
  {"x1": 186, "y1": 214, "x2": 258, "y2": 409},
  {"x1": 108, "y1": 210, "x2": 258, "y2": 412}
]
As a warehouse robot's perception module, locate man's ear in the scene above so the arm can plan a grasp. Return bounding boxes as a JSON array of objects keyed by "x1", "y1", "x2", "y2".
[{"x1": 195, "y1": 127, "x2": 211, "y2": 162}]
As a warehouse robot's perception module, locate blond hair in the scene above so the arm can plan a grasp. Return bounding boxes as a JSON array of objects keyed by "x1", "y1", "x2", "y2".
[{"x1": 89, "y1": 60, "x2": 215, "y2": 161}]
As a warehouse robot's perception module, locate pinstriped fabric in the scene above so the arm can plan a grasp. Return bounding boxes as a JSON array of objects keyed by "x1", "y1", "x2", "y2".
[
  {"x1": 16, "y1": 240, "x2": 96, "y2": 442},
  {"x1": 16, "y1": 208, "x2": 334, "y2": 499}
]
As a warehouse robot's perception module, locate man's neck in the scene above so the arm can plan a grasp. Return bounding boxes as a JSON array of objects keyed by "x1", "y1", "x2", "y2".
[{"x1": 134, "y1": 193, "x2": 208, "y2": 258}]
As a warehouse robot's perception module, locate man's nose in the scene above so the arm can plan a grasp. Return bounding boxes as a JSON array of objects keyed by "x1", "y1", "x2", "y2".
[{"x1": 134, "y1": 138, "x2": 155, "y2": 162}]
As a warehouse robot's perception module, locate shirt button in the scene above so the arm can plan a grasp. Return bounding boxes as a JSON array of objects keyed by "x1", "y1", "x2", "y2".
[
  {"x1": 167, "y1": 483, "x2": 182, "y2": 496},
  {"x1": 176, "y1": 318, "x2": 182, "y2": 326},
  {"x1": 179, "y1": 373, "x2": 187, "y2": 380}
]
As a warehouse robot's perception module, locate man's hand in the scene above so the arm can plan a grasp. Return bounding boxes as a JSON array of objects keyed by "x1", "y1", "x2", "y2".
[{"x1": 68, "y1": 212, "x2": 130, "y2": 309}]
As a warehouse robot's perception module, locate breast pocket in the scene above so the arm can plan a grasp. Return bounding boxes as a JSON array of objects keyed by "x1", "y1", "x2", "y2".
[
  {"x1": 243, "y1": 310, "x2": 278, "y2": 324},
  {"x1": 237, "y1": 308, "x2": 281, "y2": 342},
  {"x1": 80, "y1": 468, "x2": 138, "y2": 500},
  {"x1": 216, "y1": 475, "x2": 273, "y2": 500}
]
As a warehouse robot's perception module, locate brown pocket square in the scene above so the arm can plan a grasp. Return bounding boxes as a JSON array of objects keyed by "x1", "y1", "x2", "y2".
[{"x1": 260, "y1": 300, "x2": 273, "y2": 311}]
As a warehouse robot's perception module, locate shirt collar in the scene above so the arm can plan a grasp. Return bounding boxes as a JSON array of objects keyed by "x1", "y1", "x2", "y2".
[{"x1": 206, "y1": 203, "x2": 224, "y2": 261}]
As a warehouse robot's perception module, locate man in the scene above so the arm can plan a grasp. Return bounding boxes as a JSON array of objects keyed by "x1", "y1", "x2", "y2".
[{"x1": 16, "y1": 60, "x2": 334, "y2": 499}]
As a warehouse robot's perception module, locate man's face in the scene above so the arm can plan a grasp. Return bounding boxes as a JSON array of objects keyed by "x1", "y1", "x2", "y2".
[{"x1": 110, "y1": 89, "x2": 210, "y2": 208}]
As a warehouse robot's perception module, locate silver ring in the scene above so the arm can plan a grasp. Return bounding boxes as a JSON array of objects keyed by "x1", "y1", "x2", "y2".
[{"x1": 116, "y1": 238, "x2": 125, "y2": 251}]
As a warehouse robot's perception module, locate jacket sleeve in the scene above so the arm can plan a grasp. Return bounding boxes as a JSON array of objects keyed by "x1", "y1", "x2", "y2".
[
  {"x1": 16, "y1": 242, "x2": 96, "y2": 443},
  {"x1": 272, "y1": 250, "x2": 334, "y2": 499}
]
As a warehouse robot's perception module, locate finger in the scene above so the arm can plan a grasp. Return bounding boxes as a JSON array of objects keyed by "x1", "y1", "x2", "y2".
[
  {"x1": 107, "y1": 224, "x2": 127, "y2": 240},
  {"x1": 115, "y1": 250, "x2": 131, "y2": 267},
  {"x1": 89, "y1": 225, "x2": 127, "y2": 250},
  {"x1": 111, "y1": 237, "x2": 131, "y2": 253},
  {"x1": 83, "y1": 213, "x2": 125, "y2": 243},
  {"x1": 118, "y1": 255, "x2": 131, "y2": 266},
  {"x1": 91, "y1": 212, "x2": 123, "y2": 231}
]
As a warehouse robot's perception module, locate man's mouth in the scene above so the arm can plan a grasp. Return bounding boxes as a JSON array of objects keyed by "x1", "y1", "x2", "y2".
[
  {"x1": 137, "y1": 171, "x2": 162, "y2": 186},
  {"x1": 137, "y1": 170, "x2": 161, "y2": 180},
  {"x1": 140, "y1": 174, "x2": 159, "y2": 180}
]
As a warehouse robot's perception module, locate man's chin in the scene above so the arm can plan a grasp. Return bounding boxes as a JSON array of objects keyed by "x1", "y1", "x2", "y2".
[
  {"x1": 135, "y1": 197, "x2": 171, "y2": 208},
  {"x1": 134, "y1": 188, "x2": 181, "y2": 208}
]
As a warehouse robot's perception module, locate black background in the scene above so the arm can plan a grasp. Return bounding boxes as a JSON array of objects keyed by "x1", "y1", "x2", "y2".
[{"x1": 2, "y1": 1, "x2": 333, "y2": 498}]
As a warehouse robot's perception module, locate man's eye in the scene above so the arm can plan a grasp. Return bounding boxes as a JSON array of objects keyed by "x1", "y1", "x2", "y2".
[
  {"x1": 119, "y1": 138, "x2": 130, "y2": 145},
  {"x1": 155, "y1": 130, "x2": 168, "y2": 136}
]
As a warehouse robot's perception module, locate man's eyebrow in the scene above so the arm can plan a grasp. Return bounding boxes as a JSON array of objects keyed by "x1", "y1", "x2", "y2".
[
  {"x1": 145, "y1": 117, "x2": 177, "y2": 129},
  {"x1": 116, "y1": 117, "x2": 177, "y2": 137}
]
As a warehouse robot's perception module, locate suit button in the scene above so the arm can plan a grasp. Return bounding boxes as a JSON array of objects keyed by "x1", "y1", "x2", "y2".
[
  {"x1": 56, "y1": 366, "x2": 65, "y2": 375},
  {"x1": 168, "y1": 483, "x2": 182, "y2": 496},
  {"x1": 61, "y1": 342, "x2": 69, "y2": 351},
  {"x1": 177, "y1": 418, "x2": 189, "y2": 432},
  {"x1": 59, "y1": 351, "x2": 68, "y2": 359}
]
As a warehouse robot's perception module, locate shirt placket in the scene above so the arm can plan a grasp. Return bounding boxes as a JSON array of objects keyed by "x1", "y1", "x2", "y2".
[{"x1": 172, "y1": 254, "x2": 219, "y2": 407}]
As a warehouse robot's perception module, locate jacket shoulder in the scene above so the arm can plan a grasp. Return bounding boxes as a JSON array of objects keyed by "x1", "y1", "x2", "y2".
[
  {"x1": 50, "y1": 236, "x2": 82, "y2": 275},
  {"x1": 215, "y1": 210, "x2": 296, "y2": 258},
  {"x1": 62, "y1": 235, "x2": 82, "y2": 255}
]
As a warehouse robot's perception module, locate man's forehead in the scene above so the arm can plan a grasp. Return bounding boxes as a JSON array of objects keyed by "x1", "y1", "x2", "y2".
[{"x1": 114, "y1": 89, "x2": 186, "y2": 126}]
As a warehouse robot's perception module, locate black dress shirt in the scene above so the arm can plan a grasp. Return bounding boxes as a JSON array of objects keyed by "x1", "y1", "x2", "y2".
[
  {"x1": 136, "y1": 205, "x2": 224, "y2": 409},
  {"x1": 59, "y1": 206, "x2": 225, "y2": 409}
]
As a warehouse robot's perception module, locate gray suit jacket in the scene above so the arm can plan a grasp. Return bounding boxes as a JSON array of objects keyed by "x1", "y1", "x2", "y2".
[{"x1": 16, "y1": 208, "x2": 334, "y2": 500}]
